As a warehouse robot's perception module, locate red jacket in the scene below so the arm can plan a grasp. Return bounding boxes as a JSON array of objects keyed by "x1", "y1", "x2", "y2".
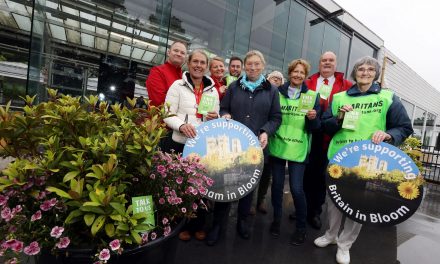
[
  {"x1": 212, "y1": 76, "x2": 226, "y2": 101},
  {"x1": 305, "y1": 72, "x2": 352, "y2": 150},
  {"x1": 146, "y1": 61, "x2": 182, "y2": 107},
  {"x1": 304, "y1": 72, "x2": 352, "y2": 112}
]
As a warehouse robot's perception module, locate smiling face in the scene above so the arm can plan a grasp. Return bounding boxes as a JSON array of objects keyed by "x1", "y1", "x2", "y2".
[
  {"x1": 319, "y1": 52, "x2": 337, "y2": 78},
  {"x1": 188, "y1": 52, "x2": 208, "y2": 81},
  {"x1": 209, "y1": 59, "x2": 225, "y2": 79},
  {"x1": 229, "y1": 59, "x2": 242, "y2": 77},
  {"x1": 355, "y1": 63, "x2": 376, "y2": 87},
  {"x1": 166, "y1": 42, "x2": 187, "y2": 66},
  {"x1": 289, "y1": 64, "x2": 306, "y2": 87},
  {"x1": 244, "y1": 55, "x2": 264, "y2": 81}
]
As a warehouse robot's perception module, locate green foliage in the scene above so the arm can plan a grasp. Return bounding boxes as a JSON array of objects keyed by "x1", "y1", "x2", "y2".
[
  {"x1": 0, "y1": 89, "x2": 183, "y2": 259},
  {"x1": 400, "y1": 136, "x2": 424, "y2": 172}
]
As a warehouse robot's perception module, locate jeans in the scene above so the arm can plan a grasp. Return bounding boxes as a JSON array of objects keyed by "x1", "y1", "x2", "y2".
[{"x1": 271, "y1": 156, "x2": 307, "y2": 230}]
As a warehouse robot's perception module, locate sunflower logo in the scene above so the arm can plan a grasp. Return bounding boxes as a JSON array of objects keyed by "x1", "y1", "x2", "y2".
[
  {"x1": 246, "y1": 147, "x2": 263, "y2": 165},
  {"x1": 328, "y1": 164, "x2": 343, "y2": 179},
  {"x1": 397, "y1": 181, "x2": 420, "y2": 200}
]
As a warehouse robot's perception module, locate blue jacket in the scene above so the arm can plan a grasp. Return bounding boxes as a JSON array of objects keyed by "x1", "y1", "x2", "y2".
[
  {"x1": 322, "y1": 82, "x2": 414, "y2": 146},
  {"x1": 220, "y1": 77, "x2": 282, "y2": 160}
]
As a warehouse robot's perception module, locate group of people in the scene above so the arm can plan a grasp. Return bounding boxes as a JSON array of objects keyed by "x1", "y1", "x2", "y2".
[{"x1": 145, "y1": 41, "x2": 413, "y2": 264}]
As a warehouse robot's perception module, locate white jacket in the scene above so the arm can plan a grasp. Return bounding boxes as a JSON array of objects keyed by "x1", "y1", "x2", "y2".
[{"x1": 164, "y1": 72, "x2": 220, "y2": 144}]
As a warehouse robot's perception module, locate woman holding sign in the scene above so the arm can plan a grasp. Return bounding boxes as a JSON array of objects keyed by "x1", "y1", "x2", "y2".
[
  {"x1": 164, "y1": 49, "x2": 220, "y2": 241},
  {"x1": 268, "y1": 59, "x2": 321, "y2": 245},
  {"x1": 315, "y1": 56, "x2": 413, "y2": 264},
  {"x1": 205, "y1": 50, "x2": 281, "y2": 246}
]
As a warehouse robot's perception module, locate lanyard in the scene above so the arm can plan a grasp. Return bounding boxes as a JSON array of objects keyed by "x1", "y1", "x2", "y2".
[{"x1": 194, "y1": 82, "x2": 204, "y2": 118}]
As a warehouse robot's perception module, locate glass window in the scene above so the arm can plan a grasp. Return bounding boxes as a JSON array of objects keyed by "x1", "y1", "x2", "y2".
[
  {"x1": 401, "y1": 99, "x2": 414, "y2": 119},
  {"x1": 0, "y1": 0, "x2": 32, "y2": 106},
  {"x1": 304, "y1": 12, "x2": 324, "y2": 74},
  {"x1": 412, "y1": 106, "x2": 426, "y2": 140},
  {"x1": 284, "y1": 1, "x2": 307, "y2": 70},
  {"x1": 249, "y1": 0, "x2": 290, "y2": 70},
  {"x1": 424, "y1": 112, "x2": 437, "y2": 146},
  {"x1": 347, "y1": 35, "x2": 375, "y2": 80}
]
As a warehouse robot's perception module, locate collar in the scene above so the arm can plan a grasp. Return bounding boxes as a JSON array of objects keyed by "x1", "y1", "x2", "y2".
[{"x1": 347, "y1": 82, "x2": 381, "y2": 96}]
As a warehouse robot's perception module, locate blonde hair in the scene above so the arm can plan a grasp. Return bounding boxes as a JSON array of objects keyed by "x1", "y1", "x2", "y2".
[
  {"x1": 209, "y1": 56, "x2": 225, "y2": 70},
  {"x1": 244, "y1": 50, "x2": 266, "y2": 65}
]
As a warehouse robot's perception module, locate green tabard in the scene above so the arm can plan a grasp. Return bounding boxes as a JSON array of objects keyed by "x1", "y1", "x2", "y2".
[
  {"x1": 269, "y1": 90, "x2": 316, "y2": 162},
  {"x1": 327, "y1": 89, "x2": 394, "y2": 159}
]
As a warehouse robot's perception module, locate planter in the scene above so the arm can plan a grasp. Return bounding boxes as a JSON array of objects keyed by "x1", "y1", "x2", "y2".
[{"x1": 36, "y1": 220, "x2": 184, "y2": 264}]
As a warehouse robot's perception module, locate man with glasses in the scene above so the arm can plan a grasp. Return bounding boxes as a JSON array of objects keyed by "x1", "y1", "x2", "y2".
[{"x1": 303, "y1": 51, "x2": 352, "y2": 229}]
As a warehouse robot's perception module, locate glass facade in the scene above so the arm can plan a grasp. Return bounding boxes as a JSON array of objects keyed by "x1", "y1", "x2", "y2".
[{"x1": 1, "y1": 0, "x2": 385, "y2": 106}]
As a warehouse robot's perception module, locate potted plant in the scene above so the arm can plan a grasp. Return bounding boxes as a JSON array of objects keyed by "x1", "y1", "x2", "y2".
[{"x1": 0, "y1": 89, "x2": 212, "y2": 263}]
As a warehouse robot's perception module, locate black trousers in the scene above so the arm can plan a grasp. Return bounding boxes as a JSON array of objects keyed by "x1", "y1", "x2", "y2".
[
  {"x1": 212, "y1": 190, "x2": 254, "y2": 227},
  {"x1": 303, "y1": 136, "x2": 328, "y2": 218}
]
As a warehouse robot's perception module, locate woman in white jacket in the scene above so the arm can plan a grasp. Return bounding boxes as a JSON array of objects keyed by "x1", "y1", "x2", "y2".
[
  {"x1": 164, "y1": 49, "x2": 220, "y2": 241},
  {"x1": 164, "y1": 49, "x2": 220, "y2": 153}
]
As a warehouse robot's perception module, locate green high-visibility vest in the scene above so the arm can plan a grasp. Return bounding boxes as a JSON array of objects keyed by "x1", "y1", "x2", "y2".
[
  {"x1": 269, "y1": 90, "x2": 316, "y2": 162},
  {"x1": 327, "y1": 89, "x2": 394, "y2": 159}
]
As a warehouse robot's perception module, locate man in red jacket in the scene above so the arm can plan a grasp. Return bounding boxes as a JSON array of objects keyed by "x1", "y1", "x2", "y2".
[
  {"x1": 303, "y1": 51, "x2": 352, "y2": 229},
  {"x1": 146, "y1": 41, "x2": 187, "y2": 107}
]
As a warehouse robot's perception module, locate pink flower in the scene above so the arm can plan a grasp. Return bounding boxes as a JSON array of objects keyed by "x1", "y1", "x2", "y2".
[
  {"x1": 206, "y1": 178, "x2": 214, "y2": 186},
  {"x1": 56, "y1": 237, "x2": 70, "y2": 249},
  {"x1": 5, "y1": 257, "x2": 18, "y2": 264},
  {"x1": 141, "y1": 232, "x2": 149, "y2": 243},
  {"x1": 149, "y1": 174, "x2": 156, "y2": 179},
  {"x1": 181, "y1": 207, "x2": 187, "y2": 213},
  {"x1": 0, "y1": 194, "x2": 8, "y2": 206},
  {"x1": 109, "y1": 239, "x2": 120, "y2": 251},
  {"x1": 36, "y1": 191, "x2": 47, "y2": 200},
  {"x1": 157, "y1": 165, "x2": 166, "y2": 173},
  {"x1": 151, "y1": 232, "x2": 157, "y2": 240},
  {"x1": 31, "y1": 210, "x2": 42, "y2": 222},
  {"x1": 164, "y1": 187, "x2": 169, "y2": 194},
  {"x1": 50, "y1": 226, "x2": 64, "y2": 238},
  {"x1": 2, "y1": 239, "x2": 23, "y2": 252},
  {"x1": 23, "y1": 241, "x2": 40, "y2": 255},
  {"x1": 1, "y1": 207, "x2": 12, "y2": 222},
  {"x1": 49, "y1": 198, "x2": 57, "y2": 206},
  {"x1": 158, "y1": 198, "x2": 165, "y2": 204},
  {"x1": 163, "y1": 225, "x2": 171, "y2": 236},
  {"x1": 176, "y1": 176, "x2": 183, "y2": 184},
  {"x1": 162, "y1": 217, "x2": 169, "y2": 225},
  {"x1": 98, "y1": 248, "x2": 111, "y2": 261},
  {"x1": 40, "y1": 201, "x2": 51, "y2": 211},
  {"x1": 12, "y1": 205, "x2": 22, "y2": 214},
  {"x1": 198, "y1": 187, "x2": 207, "y2": 195},
  {"x1": 192, "y1": 203, "x2": 198, "y2": 210}
]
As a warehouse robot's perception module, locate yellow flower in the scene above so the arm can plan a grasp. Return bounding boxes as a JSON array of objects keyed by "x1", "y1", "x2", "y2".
[
  {"x1": 246, "y1": 147, "x2": 263, "y2": 165},
  {"x1": 398, "y1": 181, "x2": 420, "y2": 200},
  {"x1": 328, "y1": 164, "x2": 343, "y2": 179}
]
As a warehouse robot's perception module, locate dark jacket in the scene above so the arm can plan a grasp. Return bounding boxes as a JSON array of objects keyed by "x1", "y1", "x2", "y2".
[
  {"x1": 278, "y1": 81, "x2": 321, "y2": 132},
  {"x1": 322, "y1": 83, "x2": 414, "y2": 146},
  {"x1": 220, "y1": 77, "x2": 282, "y2": 160}
]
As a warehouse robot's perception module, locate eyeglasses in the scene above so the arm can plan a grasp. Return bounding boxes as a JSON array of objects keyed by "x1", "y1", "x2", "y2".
[{"x1": 357, "y1": 67, "x2": 376, "y2": 73}]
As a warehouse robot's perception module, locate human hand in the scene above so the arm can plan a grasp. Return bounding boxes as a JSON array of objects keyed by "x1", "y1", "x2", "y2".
[
  {"x1": 259, "y1": 132, "x2": 268, "y2": 149},
  {"x1": 371, "y1": 130, "x2": 391, "y2": 144},
  {"x1": 306, "y1": 109, "x2": 317, "y2": 120},
  {"x1": 179, "y1": 123, "x2": 197, "y2": 138},
  {"x1": 221, "y1": 113, "x2": 232, "y2": 120},
  {"x1": 219, "y1": 85, "x2": 227, "y2": 94},
  {"x1": 337, "y1": 104, "x2": 353, "y2": 120},
  {"x1": 205, "y1": 111, "x2": 219, "y2": 121}
]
